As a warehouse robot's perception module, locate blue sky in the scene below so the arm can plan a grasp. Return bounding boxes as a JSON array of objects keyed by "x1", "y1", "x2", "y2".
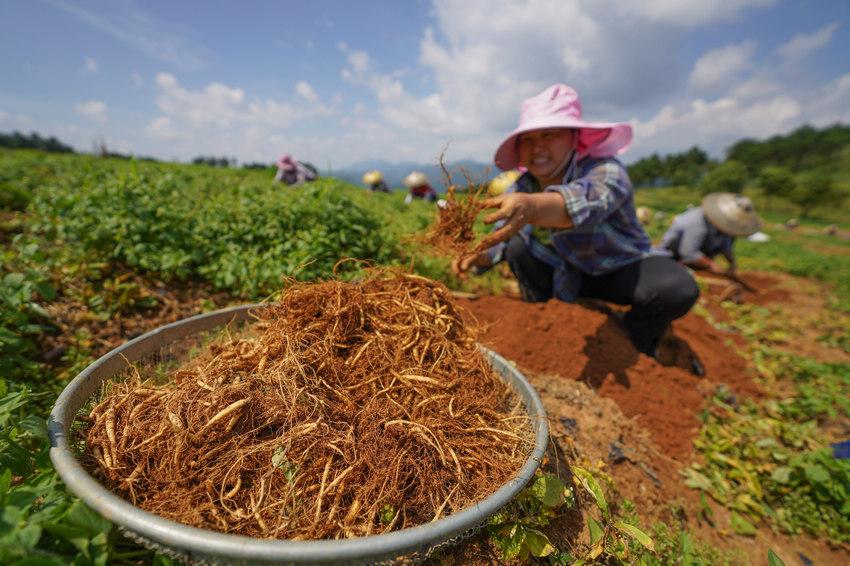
[{"x1": 2, "y1": 0, "x2": 848, "y2": 170}]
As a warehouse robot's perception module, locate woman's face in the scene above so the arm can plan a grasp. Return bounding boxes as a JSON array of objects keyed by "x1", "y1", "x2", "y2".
[{"x1": 517, "y1": 128, "x2": 578, "y2": 185}]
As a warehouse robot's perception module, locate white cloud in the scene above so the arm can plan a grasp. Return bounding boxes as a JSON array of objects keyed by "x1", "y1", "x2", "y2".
[
  {"x1": 156, "y1": 73, "x2": 178, "y2": 89},
  {"x1": 143, "y1": 73, "x2": 337, "y2": 162},
  {"x1": 84, "y1": 56, "x2": 99, "y2": 73},
  {"x1": 338, "y1": 0, "x2": 692, "y2": 162},
  {"x1": 146, "y1": 116, "x2": 178, "y2": 139},
  {"x1": 75, "y1": 100, "x2": 108, "y2": 122},
  {"x1": 777, "y1": 22, "x2": 839, "y2": 63},
  {"x1": 153, "y1": 73, "x2": 332, "y2": 130},
  {"x1": 349, "y1": 0, "x2": 834, "y2": 166},
  {"x1": 632, "y1": 94, "x2": 801, "y2": 159},
  {"x1": 348, "y1": 0, "x2": 779, "y2": 163},
  {"x1": 804, "y1": 72, "x2": 850, "y2": 128},
  {"x1": 727, "y1": 74, "x2": 783, "y2": 101},
  {"x1": 689, "y1": 42, "x2": 756, "y2": 92},
  {"x1": 155, "y1": 75, "x2": 246, "y2": 127},
  {"x1": 295, "y1": 81, "x2": 319, "y2": 104},
  {"x1": 348, "y1": 50, "x2": 371, "y2": 75}
]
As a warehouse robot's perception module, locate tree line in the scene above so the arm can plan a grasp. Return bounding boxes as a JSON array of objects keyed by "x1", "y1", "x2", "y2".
[
  {"x1": 0, "y1": 131, "x2": 75, "y2": 153},
  {"x1": 726, "y1": 123, "x2": 850, "y2": 174},
  {"x1": 627, "y1": 123, "x2": 850, "y2": 187},
  {"x1": 627, "y1": 123, "x2": 849, "y2": 218}
]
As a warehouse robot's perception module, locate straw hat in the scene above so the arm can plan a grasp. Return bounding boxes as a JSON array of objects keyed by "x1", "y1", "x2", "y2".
[
  {"x1": 403, "y1": 171, "x2": 428, "y2": 188},
  {"x1": 362, "y1": 170, "x2": 383, "y2": 185},
  {"x1": 702, "y1": 193, "x2": 761, "y2": 237},
  {"x1": 635, "y1": 206, "x2": 653, "y2": 225},
  {"x1": 488, "y1": 170, "x2": 521, "y2": 195},
  {"x1": 494, "y1": 83, "x2": 633, "y2": 171}
]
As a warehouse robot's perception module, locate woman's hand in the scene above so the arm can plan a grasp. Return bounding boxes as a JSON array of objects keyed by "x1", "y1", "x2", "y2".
[
  {"x1": 451, "y1": 193, "x2": 533, "y2": 280},
  {"x1": 451, "y1": 251, "x2": 492, "y2": 280},
  {"x1": 451, "y1": 191, "x2": 572, "y2": 279},
  {"x1": 476, "y1": 191, "x2": 572, "y2": 250}
]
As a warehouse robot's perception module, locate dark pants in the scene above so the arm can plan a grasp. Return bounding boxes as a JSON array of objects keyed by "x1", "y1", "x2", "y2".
[{"x1": 505, "y1": 235, "x2": 699, "y2": 356}]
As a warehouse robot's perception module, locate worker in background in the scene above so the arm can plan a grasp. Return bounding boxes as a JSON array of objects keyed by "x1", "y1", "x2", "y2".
[
  {"x1": 363, "y1": 170, "x2": 392, "y2": 193},
  {"x1": 655, "y1": 192, "x2": 761, "y2": 276},
  {"x1": 274, "y1": 153, "x2": 316, "y2": 186},
  {"x1": 403, "y1": 171, "x2": 437, "y2": 204}
]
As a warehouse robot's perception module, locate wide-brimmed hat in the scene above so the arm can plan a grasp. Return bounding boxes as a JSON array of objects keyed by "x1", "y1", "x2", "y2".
[
  {"x1": 276, "y1": 153, "x2": 295, "y2": 171},
  {"x1": 702, "y1": 192, "x2": 761, "y2": 237},
  {"x1": 362, "y1": 170, "x2": 383, "y2": 185},
  {"x1": 403, "y1": 171, "x2": 428, "y2": 188},
  {"x1": 494, "y1": 84, "x2": 633, "y2": 171}
]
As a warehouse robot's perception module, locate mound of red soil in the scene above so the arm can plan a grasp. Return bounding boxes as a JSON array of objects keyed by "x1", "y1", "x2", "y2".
[
  {"x1": 454, "y1": 283, "x2": 763, "y2": 463},
  {"x1": 446, "y1": 270, "x2": 850, "y2": 565}
]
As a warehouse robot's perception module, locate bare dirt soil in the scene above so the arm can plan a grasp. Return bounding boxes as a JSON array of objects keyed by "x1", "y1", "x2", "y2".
[
  {"x1": 436, "y1": 270, "x2": 850, "y2": 565},
  {"x1": 43, "y1": 269, "x2": 850, "y2": 565}
]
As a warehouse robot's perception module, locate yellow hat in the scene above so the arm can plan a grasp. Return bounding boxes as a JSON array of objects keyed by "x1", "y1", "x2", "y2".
[
  {"x1": 636, "y1": 206, "x2": 653, "y2": 225},
  {"x1": 488, "y1": 170, "x2": 520, "y2": 195},
  {"x1": 362, "y1": 170, "x2": 383, "y2": 185}
]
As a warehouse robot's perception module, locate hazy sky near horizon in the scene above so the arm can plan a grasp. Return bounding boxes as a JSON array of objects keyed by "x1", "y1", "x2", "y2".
[{"x1": 2, "y1": 0, "x2": 848, "y2": 170}]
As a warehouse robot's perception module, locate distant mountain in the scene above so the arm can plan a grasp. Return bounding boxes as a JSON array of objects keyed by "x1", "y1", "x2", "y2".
[{"x1": 333, "y1": 158, "x2": 499, "y2": 193}]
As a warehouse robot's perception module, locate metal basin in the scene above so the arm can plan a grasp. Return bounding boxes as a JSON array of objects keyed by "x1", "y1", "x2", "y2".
[{"x1": 49, "y1": 304, "x2": 548, "y2": 565}]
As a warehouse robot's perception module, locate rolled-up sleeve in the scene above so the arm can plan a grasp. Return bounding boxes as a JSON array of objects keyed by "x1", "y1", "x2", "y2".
[{"x1": 545, "y1": 159, "x2": 630, "y2": 227}]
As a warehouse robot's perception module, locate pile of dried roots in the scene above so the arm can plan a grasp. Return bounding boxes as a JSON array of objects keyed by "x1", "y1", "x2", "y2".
[{"x1": 77, "y1": 269, "x2": 534, "y2": 540}]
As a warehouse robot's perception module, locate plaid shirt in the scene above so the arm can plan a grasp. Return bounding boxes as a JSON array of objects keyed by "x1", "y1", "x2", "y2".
[{"x1": 484, "y1": 153, "x2": 655, "y2": 302}]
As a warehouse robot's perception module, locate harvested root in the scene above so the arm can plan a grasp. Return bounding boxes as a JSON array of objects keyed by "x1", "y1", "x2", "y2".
[
  {"x1": 412, "y1": 158, "x2": 492, "y2": 257},
  {"x1": 77, "y1": 268, "x2": 533, "y2": 540}
]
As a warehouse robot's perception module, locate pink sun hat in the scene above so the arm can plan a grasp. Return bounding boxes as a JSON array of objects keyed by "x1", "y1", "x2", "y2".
[
  {"x1": 276, "y1": 153, "x2": 296, "y2": 171},
  {"x1": 494, "y1": 84, "x2": 633, "y2": 171}
]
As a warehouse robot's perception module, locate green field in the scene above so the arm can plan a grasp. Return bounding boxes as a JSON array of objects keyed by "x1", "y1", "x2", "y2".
[{"x1": 2, "y1": 149, "x2": 848, "y2": 565}]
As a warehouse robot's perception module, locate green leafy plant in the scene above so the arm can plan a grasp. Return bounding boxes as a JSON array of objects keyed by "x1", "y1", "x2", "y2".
[
  {"x1": 787, "y1": 171, "x2": 844, "y2": 218},
  {"x1": 0, "y1": 238, "x2": 57, "y2": 384},
  {"x1": 696, "y1": 160, "x2": 748, "y2": 196},
  {"x1": 21, "y1": 155, "x2": 403, "y2": 300},
  {"x1": 571, "y1": 466, "x2": 655, "y2": 565},
  {"x1": 0, "y1": 383, "x2": 117, "y2": 565},
  {"x1": 683, "y1": 388, "x2": 850, "y2": 543},
  {"x1": 486, "y1": 471, "x2": 574, "y2": 562},
  {"x1": 379, "y1": 504, "x2": 396, "y2": 525},
  {"x1": 622, "y1": 501, "x2": 748, "y2": 566}
]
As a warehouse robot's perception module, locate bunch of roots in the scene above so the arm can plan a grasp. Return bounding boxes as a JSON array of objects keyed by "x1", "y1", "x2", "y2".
[
  {"x1": 77, "y1": 269, "x2": 533, "y2": 540},
  {"x1": 414, "y1": 158, "x2": 491, "y2": 257},
  {"x1": 420, "y1": 185, "x2": 489, "y2": 256}
]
